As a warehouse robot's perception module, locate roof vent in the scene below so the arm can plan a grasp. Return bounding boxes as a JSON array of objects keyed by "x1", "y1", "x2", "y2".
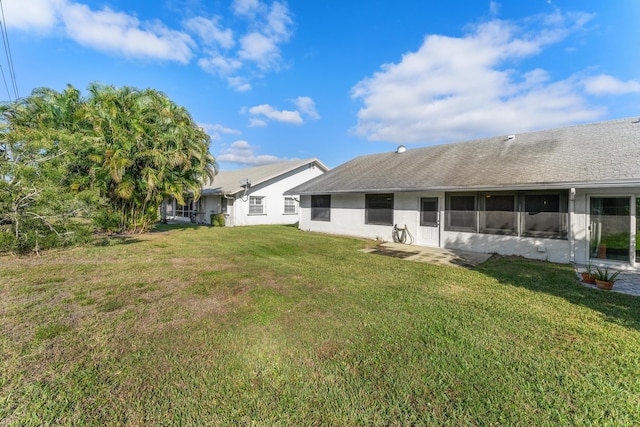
[
  {"x1": 396, "y1": 145, "x2": 406, "y2": 153},
  {"x1": 505, "y1": 134, "x2": 516, "y2": 141}
]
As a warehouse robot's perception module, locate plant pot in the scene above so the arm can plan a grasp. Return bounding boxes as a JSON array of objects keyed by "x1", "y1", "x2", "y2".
[
  {"x1": 597, "y1": 244, "x2": 607, "y2": 259},
  {"x1": 581, "y1": 272, "x2": 596, "y2": 284},
  {"x1": 595, "y1": 279, "x2": 615, "y2": 290}
]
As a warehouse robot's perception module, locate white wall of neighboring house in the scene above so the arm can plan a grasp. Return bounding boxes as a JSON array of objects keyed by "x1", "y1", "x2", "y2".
[
  {"x1": 298, "y1": 187, "x2": 640, "y2": 268},
  {"x1": 203, "y1": 163, "x2": 326, "y2": 226}
]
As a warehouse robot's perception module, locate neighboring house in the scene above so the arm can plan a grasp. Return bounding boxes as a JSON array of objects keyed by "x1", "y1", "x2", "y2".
[
  {"x1": 166, "y1": 158, "x2": 328, "y2": 226},
  {"x1": 286, "y1": 117, "x2": 640, "y2": 269}
]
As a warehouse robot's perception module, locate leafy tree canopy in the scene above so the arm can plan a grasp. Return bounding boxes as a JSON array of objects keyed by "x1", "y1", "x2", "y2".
[{"x1": 0, "y1": 83, "x2": 217, "y2": 253}]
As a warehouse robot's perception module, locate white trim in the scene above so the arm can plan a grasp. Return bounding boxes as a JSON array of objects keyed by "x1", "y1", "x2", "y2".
[{"x1": 586, "y1": 193, "x2": 635, "y2": 267}]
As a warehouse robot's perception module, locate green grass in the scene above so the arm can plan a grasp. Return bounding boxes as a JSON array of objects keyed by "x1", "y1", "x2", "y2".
[{"x1": 1, "y1": 224, "x2": 640, "y2": 425}]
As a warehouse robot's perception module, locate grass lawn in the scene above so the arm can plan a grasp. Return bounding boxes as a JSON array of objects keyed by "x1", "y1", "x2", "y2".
[{"x1": 1, "y1": 224, "x2": 640, "y2": 425}]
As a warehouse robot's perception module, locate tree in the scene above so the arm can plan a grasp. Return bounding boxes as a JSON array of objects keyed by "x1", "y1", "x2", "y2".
[
  {"x1": 0, "y1": 83, "x2": 217, "y2": 253},
  {"x1": 86, "y1": 83, "x2": 217, "y2": 232},
  {"x1": 0, "y1": 85, "x2": 96, "y2": 252}
]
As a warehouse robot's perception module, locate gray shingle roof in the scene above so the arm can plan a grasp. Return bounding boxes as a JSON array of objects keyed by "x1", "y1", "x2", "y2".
[
  {"x1": 287, "y1": 117, "x2": 640, "y2": 195},
  {"x1": 202, "y1": 158, "x2": 328, "y2": 196}
]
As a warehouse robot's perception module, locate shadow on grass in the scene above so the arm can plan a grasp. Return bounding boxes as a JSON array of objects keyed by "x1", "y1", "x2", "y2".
[
  {"x1": 92, "y1": 235, "x2": 144, "y2": 247},
  {"x1": 151, "y1": 222, "x2": 210, "y2": 233},
  {"x1": 281, "y1": 222, "x2": 300, "y2": 228},
  {"x1": 476, "y1": 256, "x2": 640, "y2": 331}
]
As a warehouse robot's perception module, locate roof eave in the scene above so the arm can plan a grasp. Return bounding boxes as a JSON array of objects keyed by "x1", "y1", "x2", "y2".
[{"x1": 291, "y1": 179, "x2": 640, "y2": 195}]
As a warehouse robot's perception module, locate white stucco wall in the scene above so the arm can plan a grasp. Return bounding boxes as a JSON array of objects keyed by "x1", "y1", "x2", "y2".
[
  {"x1": 441, "y1": 231, "x2": 570, "y2": 263},
  {"x1": 299, "y1": 188, "x2": 640, "y2": 267},
  {"x1": 204, "y1": 163, "x2": 326, "y2": 226},
  {"x1": 299, "y1": 193, "x2": 392, "y2": 241}
]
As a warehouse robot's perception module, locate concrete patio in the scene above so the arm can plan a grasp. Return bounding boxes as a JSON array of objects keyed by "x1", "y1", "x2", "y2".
[
  {"x1": 362, "y1": 242, "x2": 493, "y2": 269},
  {"x1": 363, "y1": 242, "x2": 640, "y2": 297}
]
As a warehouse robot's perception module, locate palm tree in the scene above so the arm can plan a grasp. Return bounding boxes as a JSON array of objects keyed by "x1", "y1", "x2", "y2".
[{"x1": 86, "y1": 83, "x2": 217, "y2": 232}]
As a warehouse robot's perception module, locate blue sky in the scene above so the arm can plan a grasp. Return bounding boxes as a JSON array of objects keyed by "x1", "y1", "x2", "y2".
[{"x1": 3, "y1": 0, "x2": 640, "y2": 170}]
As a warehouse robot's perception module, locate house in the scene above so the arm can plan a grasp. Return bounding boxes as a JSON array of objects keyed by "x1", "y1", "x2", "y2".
[
  {"x1": 166, "y1": 158, "x2": 328, "y2": 226},
  {"x1": 286, "y1": 117, "x2": 640, "y2": 269}
]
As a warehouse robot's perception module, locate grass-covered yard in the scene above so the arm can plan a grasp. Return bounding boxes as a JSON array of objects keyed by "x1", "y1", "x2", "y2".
[{"x1": 1, "y1": 224, "x2": 639, "y2": 425}]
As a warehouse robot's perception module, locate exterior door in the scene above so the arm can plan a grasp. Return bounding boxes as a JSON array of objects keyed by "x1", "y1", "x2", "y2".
[
  {"x1": 419, "y1": 197, "x2": 440, "y2": 247},
  {"x1": 589, "y1": 196, "x2": 631, "y2": 262}
]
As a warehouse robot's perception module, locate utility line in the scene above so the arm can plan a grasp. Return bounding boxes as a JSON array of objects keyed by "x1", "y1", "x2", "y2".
[
  {"x1": 0, "y1": 0, "x2": 18, "y2": 101},
  {"x1": 0, "y1": 62, "x2": 10, "y2": 101}
]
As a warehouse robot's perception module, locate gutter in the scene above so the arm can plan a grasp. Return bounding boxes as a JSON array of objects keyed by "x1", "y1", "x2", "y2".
[{"x1": 289, "y1": 179, "x2": 640, "y2": 196}]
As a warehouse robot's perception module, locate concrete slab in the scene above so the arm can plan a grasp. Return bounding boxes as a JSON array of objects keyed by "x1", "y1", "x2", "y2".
[{"x1": 363, "y1": 243, "x2": 492, "y2": 269}]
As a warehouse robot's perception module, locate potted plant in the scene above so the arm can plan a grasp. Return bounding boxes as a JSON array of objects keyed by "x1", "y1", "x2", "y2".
[
  {"x1": 581, "y1": 261, "x2": 596, "y2": 284},
  {"x1": 593, "y1": 267, "x2": 621, "y2": 290}
]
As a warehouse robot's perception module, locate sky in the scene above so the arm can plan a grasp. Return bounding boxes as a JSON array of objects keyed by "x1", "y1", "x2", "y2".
[{"x1": 2, "y1": 0, "x2": 640, "y2": 171}]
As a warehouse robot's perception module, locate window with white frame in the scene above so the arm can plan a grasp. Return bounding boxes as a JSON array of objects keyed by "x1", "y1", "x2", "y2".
[
  {"x1": 249, "y1": 196, "x2": 265, "y2": 214},
  {"x1": 284, "y1": 197, "x2": 297, "y2": 214},
  {"x1": 174, "y1": 198, "x2": 196, "y2": 218}
]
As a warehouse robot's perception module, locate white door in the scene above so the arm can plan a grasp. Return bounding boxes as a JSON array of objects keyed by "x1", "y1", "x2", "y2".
[{"x1": 418, "y1": 197, "x2": 440, "y2": 247}]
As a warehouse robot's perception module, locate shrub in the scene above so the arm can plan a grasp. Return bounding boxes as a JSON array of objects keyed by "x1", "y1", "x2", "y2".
[
  {"x1": 211, "y1": 213, "x2": 225, "y2": 227},
  {"x1": 93, "y1": 208, "x2": 121, "y2": 233},
  {"x1": 0, "y1": 217, "x2": 92, "y2": 254},
  {"x1": 0, "y1": 228, "x2": 15, "y2": 252}
]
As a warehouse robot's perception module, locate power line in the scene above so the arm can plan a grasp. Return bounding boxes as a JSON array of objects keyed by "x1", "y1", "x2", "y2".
[
  {"x1": 0, "y1": 62, "x2": 11, "y2": 101},
  {"x1": 0, "y1": 0, "x2": 18, "y2": 101}
]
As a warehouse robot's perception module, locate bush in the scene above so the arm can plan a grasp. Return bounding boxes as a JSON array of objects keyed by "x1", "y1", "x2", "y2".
[
  {"x1": 93, "y1": 208, "x2": 121, "y2": 233},
  {"x1": 210, "y1": 213, "x2": 225, "y2": 227},
  {"x1": 0, "y1": 228, "x2": 15, "y2": 252},
  {"x1": 0, "y1": 217, "x2": 93, "y2": 254}
]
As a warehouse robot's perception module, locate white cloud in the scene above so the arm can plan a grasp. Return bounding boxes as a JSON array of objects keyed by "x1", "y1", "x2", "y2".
[
  {"x1": 351, "y1": 10, "x2": 603, "y2": 144},
  {"x1": 265, "y1": 2, "x2": 293, "y2": 41},
  {"x1": 249, "y1": 118, "x2": 268, "y2": 127},
  {"x1": 582, "y1": 75, "x2": 640, "y2": 95},
  {"x1": 231, "y1": 0, "x2": 265, "y2": 18},
  {"x1": 227, "y1": 76, "x2": 252, "y2": 92},
  {"x1": 4, "y1": 0, "x2": 194, "y2": 63},
  {"x1": 245, "y1": 97, "x2": 319, "y2": 126},
  {"x1": 2, "y1": 0, "x2": 60, "y2": 31},
  {"x1": 248, "y1": 104, "x2": 303, "y2": 124},
  {"x1": 198, "y1": 55, "x2": 242, "y2": 76},
  {"x1": 199, "y1": 123, "x2": 241, "y2": 140},
  {"x1": 217, "y1": 140, "x2": 293, "y2": 166},
  {"x1": 62, "y1": 3, "x2": 194, "y2": 63},
  {"x1": 238, "y1": 32, "x2": 280, "y2": 69},
  {"x1": 197, "y1": 0, "x2": 293, "y2": 86},
  {"x1": 4, "y1": 0, "x2": 294, "y2": 88},
  {"x1": 184, "y1": 16, "x2": 234, "y2": 49},
  {"x1": 293, "y1": 96, "x2": 320, "y2": 120},
  {"x1": 489, "y1": 1, "x2": 500, "y2": 17},
  {"x1": 235, "y1": 2, "x2": 292, "y2": 71}
]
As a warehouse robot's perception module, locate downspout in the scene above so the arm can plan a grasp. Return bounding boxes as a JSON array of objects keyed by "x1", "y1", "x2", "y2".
[{"x1": 569, "y1": 187, "x2": 576, "y2": 264}]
